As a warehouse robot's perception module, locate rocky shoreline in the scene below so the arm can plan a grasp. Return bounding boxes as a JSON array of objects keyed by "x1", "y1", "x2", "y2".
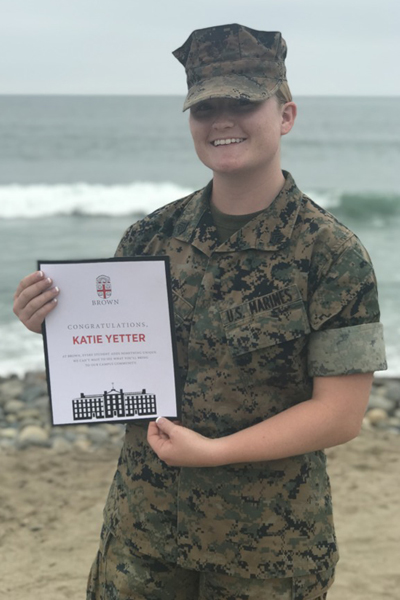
[
  {"x1": 1, "y1": 371, "x2": 400, "y2": 450},
  {"x1": 0, "y1": 371, "x2": 125, "y2": 451}
]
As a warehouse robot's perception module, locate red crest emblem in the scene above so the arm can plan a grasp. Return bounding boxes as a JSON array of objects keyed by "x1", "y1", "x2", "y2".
[{"x1": 96, "y1": 275, "x2": 112, "y2": 299}]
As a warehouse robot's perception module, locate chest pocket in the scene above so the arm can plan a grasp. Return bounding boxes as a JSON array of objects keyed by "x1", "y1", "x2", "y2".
[
  {"x1": 219, "y1": 285, "x2": 310, "y2": 357},
  {"x1": 172, "y1": 290, "x2": 194, "y2": 325},
  {"x1": 172, "y1": 290, "x2": 194, "y2": 380}
]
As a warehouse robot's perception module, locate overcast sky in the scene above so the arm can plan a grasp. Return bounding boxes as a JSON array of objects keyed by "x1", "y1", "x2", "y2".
[{"x1": 1, "y1": 0, "x2": 398, "y2": 96}]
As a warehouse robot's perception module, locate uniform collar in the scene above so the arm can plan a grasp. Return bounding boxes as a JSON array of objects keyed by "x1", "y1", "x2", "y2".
[{"x1": 173, "y1": 171, "x2": 303, "y2": 256}]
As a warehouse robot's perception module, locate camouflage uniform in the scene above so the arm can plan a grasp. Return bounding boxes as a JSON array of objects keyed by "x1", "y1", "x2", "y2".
[{"x1": 87, "y1": 171, "x2": 386, "y2": 599}]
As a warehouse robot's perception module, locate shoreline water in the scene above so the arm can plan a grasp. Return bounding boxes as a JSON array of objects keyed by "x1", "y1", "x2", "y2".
[{"x1": 1, "y1": 371, "x2": 399, "y2": 451}]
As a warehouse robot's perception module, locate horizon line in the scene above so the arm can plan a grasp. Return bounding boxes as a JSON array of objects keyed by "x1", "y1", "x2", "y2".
[{"x1": 0, "y1": 92, "x2": 399, "y2": 99}]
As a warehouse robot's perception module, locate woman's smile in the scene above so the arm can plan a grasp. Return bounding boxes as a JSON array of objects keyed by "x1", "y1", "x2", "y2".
[{"x1": 211, "y1": 138, "x2": 246, "y2": 147}]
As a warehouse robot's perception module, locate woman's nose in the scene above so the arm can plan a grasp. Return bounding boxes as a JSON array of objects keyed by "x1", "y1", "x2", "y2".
[{"x1": 212, "y1": 109, "x2": 234, "y2": 129}]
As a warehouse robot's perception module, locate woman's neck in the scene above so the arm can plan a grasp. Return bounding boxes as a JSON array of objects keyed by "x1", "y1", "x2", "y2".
[{"x1": 210, "y1": 168, "x2": 285, "y2": 215}]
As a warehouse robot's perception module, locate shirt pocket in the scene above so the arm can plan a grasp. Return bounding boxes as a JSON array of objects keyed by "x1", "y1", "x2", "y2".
[
  {"x1": 172, "y1": 290, "x2": 194, "y2": 379},
  {"x1": 218, "y1": 286, "x2": 311, "y2": 397},
  {"x1": 219, "y1": 286, "x2": 310, "y2": 358},
  {"x1": 172, "y1": 290, "x2": 194, "y2": 326}
]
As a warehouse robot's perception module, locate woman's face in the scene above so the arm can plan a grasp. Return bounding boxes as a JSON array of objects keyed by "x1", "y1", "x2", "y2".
[{"x1": 189, "y1": 96, "x2": 296, "y2": 178}]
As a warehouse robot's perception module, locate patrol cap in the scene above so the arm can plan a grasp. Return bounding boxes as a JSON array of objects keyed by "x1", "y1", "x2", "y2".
[{"x1": 173, "y1": 23, "x2": 291, "y2": 111}]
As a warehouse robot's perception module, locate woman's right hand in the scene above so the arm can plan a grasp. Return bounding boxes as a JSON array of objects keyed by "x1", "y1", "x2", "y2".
[{"x1": 13, "y1": 271, "x2": 60, "y2": 334}]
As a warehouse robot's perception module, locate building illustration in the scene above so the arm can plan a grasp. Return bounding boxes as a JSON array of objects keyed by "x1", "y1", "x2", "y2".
[{"x1": 72, "y1": 386, "x2": 157, "y2": 421}]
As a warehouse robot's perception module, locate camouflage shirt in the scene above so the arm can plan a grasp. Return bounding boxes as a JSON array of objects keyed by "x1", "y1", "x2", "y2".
[{"x1": 103, "y1": 171, "x2": 386, "y2": 580}]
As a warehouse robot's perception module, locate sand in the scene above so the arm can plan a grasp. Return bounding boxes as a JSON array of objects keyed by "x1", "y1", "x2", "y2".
[{"x1": 1, "y1": 428, "x2": 399, "y2": 600}]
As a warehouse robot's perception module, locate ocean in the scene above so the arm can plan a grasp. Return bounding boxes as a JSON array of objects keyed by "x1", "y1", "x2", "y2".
[{"x1": 0, "y1": 95, "x2": 399, "y2": 376}]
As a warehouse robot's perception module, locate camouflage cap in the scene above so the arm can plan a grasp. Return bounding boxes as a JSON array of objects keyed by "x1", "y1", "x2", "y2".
[{"x1": 173, "y1": 23, "x2": 290, "y2": 111}]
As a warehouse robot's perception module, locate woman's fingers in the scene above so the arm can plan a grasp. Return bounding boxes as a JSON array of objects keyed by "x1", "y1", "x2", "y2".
[
  {"x1": 13, "y1": 271, "x2": 60, "y2": 333},
  {"x1": 13, "y1": 270, "x2": 46, "y2": 300}
]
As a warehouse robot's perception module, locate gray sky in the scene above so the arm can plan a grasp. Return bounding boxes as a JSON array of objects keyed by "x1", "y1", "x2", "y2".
[{"x1": 1, "y1": 0, "x2": 399, "y2": 96}]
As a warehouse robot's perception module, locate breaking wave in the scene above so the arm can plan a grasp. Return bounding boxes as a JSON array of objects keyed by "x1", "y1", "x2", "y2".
[
  {"x1": 0, "y1": 182, "x2": 193, "y2": 219},
  {"x1": 0, "y1": 182, "x2": 399, "y2": 223}
]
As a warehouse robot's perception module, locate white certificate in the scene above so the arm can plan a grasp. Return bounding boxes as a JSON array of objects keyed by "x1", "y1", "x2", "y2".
[{"x1": 39, "y1": 258, "x2": 179, "y2": 426}]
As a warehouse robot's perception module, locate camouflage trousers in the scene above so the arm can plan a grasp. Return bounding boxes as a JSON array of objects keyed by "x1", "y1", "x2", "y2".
[{"x1": 87, "y1": 526, "x2": 333, "y2": 600}]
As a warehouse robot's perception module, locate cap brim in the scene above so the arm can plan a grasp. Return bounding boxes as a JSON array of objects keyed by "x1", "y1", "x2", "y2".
[{"x1": 183, "y1": 74, "x2": 283, "y2": 111}]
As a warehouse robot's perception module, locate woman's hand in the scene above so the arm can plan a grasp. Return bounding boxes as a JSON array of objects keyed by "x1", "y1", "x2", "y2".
[
  {"x1": 147, "y1": 418, "x2": 222, "y2": 468},
  {"x1": 13, "y1": 271, "x2": 60, "y2": 333}
]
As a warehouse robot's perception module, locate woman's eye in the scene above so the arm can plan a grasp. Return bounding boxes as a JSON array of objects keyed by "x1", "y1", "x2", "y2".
[
  {"x1": 191, "y1": 102, "x2": 213, "y2": 116},
  {"x1": 234, "y1": 99, "x2": 258, "y2": 111}
]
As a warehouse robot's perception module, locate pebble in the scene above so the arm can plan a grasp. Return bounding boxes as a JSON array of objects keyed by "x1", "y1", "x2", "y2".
[
  {"x1": 0, "y1": 378, "x2": 24, "y2": 402},
  {"x1": 366, "y1": 408, "x2": 389, "y2": 425},
  {"x1": 20, "y1": 385, "x2": 48, "y2": 404},
  {"x1": 384, "y1": 382, "x2": 400, "y2": 402},
  {"x1": 4, "y1": 400, "x2": 26, "y2": 414},
  {"x1": 18, "y1": 408, "x2": 41, "y2": 420},
  {"x1": 0, "y1": 428, "x2": 18, "y2": 439},
  {"x1": 33, "y1": 396, "x2": 52, "y2": 411},
  {"x1": 74, "y1": 438, "x2": 92, "y2": 452},
  {"x1": 367, "y1": 394, "x2": 397, "y2": 413},
  {"x1": 18, "y1": 425, "x2": 50, "y2": 447},
  {"x1": 52, "y1": 437, "x2": 72, "y2": 454},
  {"x1": 0, "y1": 371, "x2": 399, "y2": 451}
]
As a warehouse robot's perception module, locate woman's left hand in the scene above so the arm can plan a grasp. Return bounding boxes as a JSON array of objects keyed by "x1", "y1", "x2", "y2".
[{"x1": 147, "y1": 418, "x2": 221, "y2": 467}]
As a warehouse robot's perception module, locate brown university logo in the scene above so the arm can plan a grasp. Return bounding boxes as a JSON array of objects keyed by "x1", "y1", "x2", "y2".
[{"x1": 96, "y1": 275, "x2": 111, "y2": 299}]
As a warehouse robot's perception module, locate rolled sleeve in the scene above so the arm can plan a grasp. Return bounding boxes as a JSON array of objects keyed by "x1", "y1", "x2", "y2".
[{"x1": 308, "y1": 322, "x2": 387, "y2": 376}]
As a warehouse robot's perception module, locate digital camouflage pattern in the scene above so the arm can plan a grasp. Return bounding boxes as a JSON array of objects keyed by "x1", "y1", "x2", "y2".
[
  {"x1": 173, "y1": 24, "x2": 290, "y2": 111},
  {"x1": 89, "y1": 171, "x2": 386, "y2": 598},
  {"x1": 87, "y1": 525, "x2": 333, "y2": 599}
]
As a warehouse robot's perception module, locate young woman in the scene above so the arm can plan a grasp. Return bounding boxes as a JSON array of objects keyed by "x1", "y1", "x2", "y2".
[{"x1": 14, "y1": 24, "x2": 386, "y2": 600}]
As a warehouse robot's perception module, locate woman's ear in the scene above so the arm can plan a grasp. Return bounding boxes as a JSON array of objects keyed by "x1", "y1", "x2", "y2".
[{"x1": 281, "y1": 102, "x2": 297, "y2": 136}]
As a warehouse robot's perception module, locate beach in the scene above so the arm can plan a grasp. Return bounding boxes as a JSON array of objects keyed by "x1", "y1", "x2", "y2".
[{"x1": 1, "y1": 373, "x2": 400, "y2": 600}]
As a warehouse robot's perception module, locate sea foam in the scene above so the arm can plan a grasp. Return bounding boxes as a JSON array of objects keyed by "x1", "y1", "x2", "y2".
[{"x1": 0, "y1": 182, "x2": 193, "y2": 219}]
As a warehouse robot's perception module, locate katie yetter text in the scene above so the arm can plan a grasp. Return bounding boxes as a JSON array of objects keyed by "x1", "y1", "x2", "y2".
[{"x1": 71, "y1": 333, "x2": 146, "y2": 345}]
